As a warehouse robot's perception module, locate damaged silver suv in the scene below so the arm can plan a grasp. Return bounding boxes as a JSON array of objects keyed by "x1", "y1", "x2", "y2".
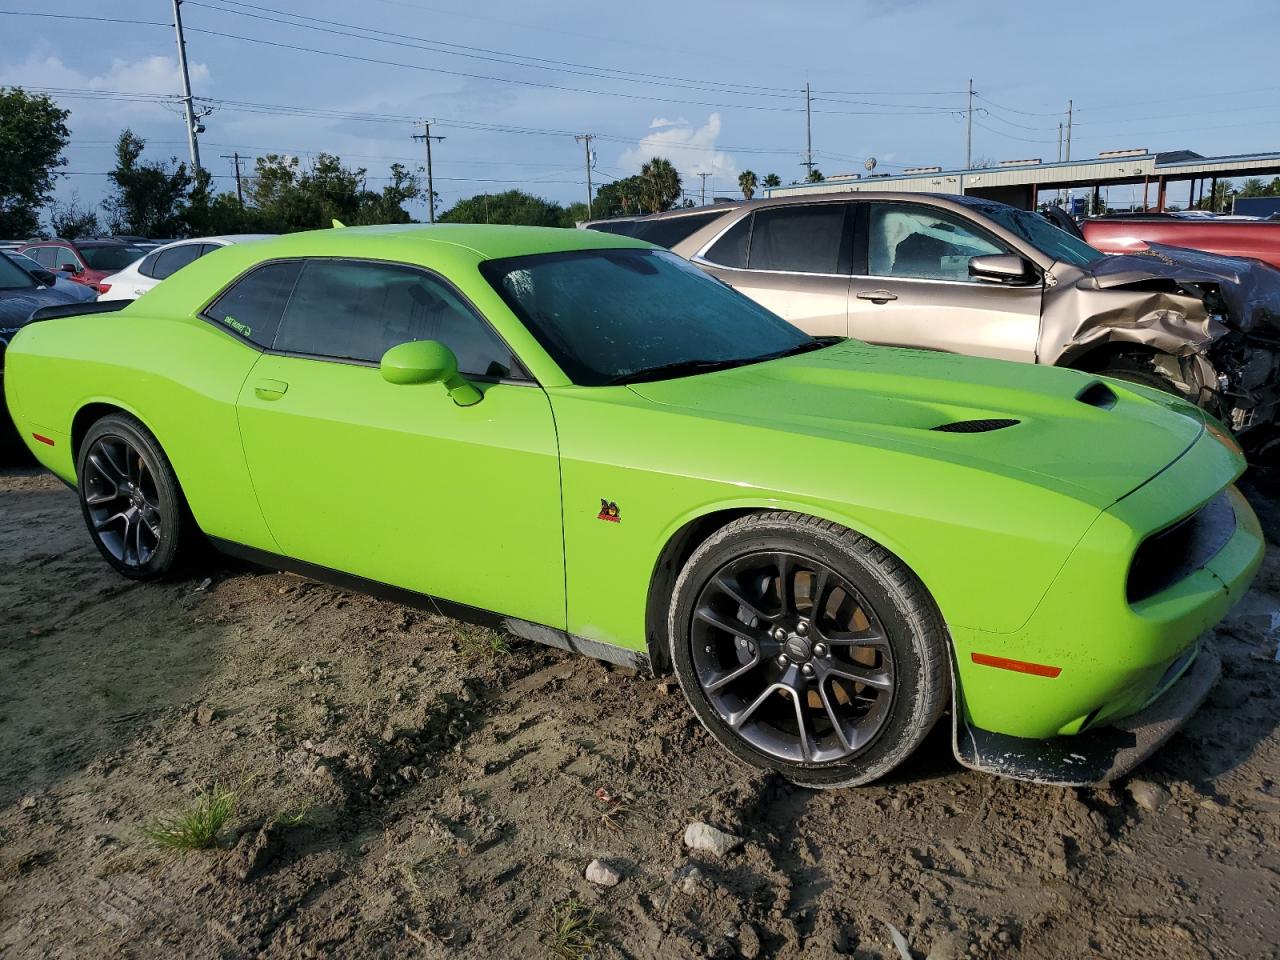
[{"x1": 587, "y1": 194, "x2": 1280, "y2": 440}]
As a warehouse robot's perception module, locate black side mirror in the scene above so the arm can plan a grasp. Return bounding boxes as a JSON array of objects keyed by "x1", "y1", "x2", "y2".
[
  {"x1": 59, "y1": 263, "x2": 78, "y2": 274},
  {"x1": 34, "y1": 268, "x2": 58, "y2": 286},
  {"x1": 969, "y1": 254, "x2": 1036, "y2": 284}
]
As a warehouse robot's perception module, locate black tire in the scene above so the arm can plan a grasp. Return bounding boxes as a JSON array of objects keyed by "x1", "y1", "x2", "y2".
[
  {"x1": 76, "y1": 413, "x2": 196, "y2": 580},
  {"x1": 668, "y1": 512, "x2": 949, "y2": 788},
  {"x1": 1102, "y1": 358, "x2": 1181, "y2": 396}
]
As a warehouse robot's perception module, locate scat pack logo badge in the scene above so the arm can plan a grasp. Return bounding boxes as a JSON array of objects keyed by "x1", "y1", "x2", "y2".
[{"x1": 596, "y1": 499, "x2": 621, "y2": 523}]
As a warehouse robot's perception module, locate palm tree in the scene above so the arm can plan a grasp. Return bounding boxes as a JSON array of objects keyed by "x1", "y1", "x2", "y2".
[
  {"x1": 762, "y1": 173, "x2": 781, "y2": 189},
  {"x1": 640, "y1": 157, "x2": 681, "y2": 213},
  {"x1": 738, "y1": 170, "x2": 758, "y2": 200},
  {"x1": 806, "y1": 168, "x2": 825, "y2": 183}
]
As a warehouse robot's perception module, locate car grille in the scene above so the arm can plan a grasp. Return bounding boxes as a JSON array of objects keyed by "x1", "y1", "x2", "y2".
[{"x1": 1127, "y1": 491, "x2": 1235, "y2": 604}]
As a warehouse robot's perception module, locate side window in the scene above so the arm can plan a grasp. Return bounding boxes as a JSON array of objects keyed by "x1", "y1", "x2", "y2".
[
  {"x1": 138, "y1": 251, "x2": 162, "y2": 279},
  {"x1": 703, "y1": 213, "x2": 752, "y2": 268},
  {"x1": 867, "y1": 203, "x2": 1004, "y2": 282},
  {"x1": 747, "y1": 204, "x2": 852, "y2": 274},
  {"x1": 198, "y1": 243, "x2": 221, "y2": 257},
  {"x1": 151, "y1": 244, "x2": 203, "y2": 281},
  {"x1": 204, "y1": 261, "x2": 302, "y2": 347},
  {"x1": 274, "y1": 260, "x2": 520, "y2": 379},
  {"x1": 54, "y1": 247, "x2": 80, "y2": 269},
  {"x1": 30, "y1": 247, "x2": 57, "y2": 267}
]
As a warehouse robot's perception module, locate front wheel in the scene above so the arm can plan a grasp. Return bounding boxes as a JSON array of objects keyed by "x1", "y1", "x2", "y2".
[
  {"x1": 668, "y1": 512, "x2": 949, "y2": 788},
  {"x1": 77, "y1": 413, "x2": 195, "y2": 580}
]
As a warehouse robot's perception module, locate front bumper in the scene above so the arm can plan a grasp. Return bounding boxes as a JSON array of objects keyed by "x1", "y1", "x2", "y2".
[
  {"x1": 953, "y1": 638, "x2": 1221, "y2": 785},
  {"x1": 950, "y1": 427, "x2": 1261, "y2": 743}
]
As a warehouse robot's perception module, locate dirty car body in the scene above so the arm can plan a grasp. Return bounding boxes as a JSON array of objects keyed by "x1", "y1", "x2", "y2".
[
  {"x1": 3, "y1": 224, "x2": 1263, "y2": 787},
  {"x1": 594, "y1": 193, "x2": 1280, "y2": 439}
]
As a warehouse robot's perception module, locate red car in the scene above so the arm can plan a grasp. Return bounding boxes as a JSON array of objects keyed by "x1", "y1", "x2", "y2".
[
  {"x1": 16, "y1": 239, "x2": 148, "y2": 295},
  {"x1": 1082, "y1": 216, "x2": 1280, "y2": 270}
]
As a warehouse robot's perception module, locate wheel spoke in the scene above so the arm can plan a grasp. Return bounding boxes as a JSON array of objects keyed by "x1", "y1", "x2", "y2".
[
  {"x1": 703, "y1": 653, "x2": 764, "y2": 692},
  {"x1": 818, "y1": 681, "x2": 853, "y2": 752},
  {"x1": 94, "y1": 509, "x2": 130, "y2": 533},
  {"x1": 827, "y1": 663, "x2": 894, "y2": 691},
  {"x1": 808, "y1": 566, "x2": 830, "y2": 617},
  {"x1": 728, "y1": 683, "x2": 784, "y2": 730},
  {"x1": 821, "y1": 627, "x2": 889, "y2": 648},
  {"x1": 100, "y1": 443, "x2": 130, "y2": 485},
  {"x1": 789, "y1": 688, "x2": 813, "y2": 762},
  {"x1": 84, "y1": 488, "x2": 121, "y2": 507},
  {"x1": 695, "y1": 605, "x2": 770, "y2": 647},
  {"x1": 87, "y1": 449, "x2": 124, "y2": 490},
  {"x1": 775, "y1": 554, "x2": 795, "y2": 614},
  {"x1": 711, "y1": 572, "x2": 773, "y2": 623}
]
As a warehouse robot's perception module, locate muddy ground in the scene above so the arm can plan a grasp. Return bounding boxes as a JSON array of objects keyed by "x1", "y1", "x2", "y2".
[{"x1": 1, "y1": 463, "x2": 1278, "y2": 960}]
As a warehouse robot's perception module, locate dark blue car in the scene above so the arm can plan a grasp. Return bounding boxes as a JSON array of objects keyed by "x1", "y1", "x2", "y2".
[{"x1": 1, "y1": 251, "x2": 96, "y2": 451}]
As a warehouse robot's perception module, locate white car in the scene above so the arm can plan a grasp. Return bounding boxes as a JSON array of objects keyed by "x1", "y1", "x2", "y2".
[{"x1": 98, "y1": 235, "x2": 273, "y2": 301}]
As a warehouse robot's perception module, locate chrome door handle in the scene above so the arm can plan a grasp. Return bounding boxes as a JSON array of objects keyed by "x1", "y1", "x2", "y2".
[
  {"x1": 856, "y1": 289, "x2": 898, "y2": 303},
  {"x1": 253, "y1": 379, "x2": 288, "y2": 401}
]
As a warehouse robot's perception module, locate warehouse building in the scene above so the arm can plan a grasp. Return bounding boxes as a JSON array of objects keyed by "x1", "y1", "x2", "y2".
[{"x1": 763, "y1": 149, "x2": 1280, "y2": 212}]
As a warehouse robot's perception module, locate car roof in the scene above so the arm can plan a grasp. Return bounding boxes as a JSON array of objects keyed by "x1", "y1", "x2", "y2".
[{"x1": 242, "y1": 223, "x2": 653, "y2": 261}]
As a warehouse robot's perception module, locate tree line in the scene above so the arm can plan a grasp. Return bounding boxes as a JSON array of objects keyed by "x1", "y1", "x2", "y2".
[{"x1": 3, "y1": 86, "x2": 800, "y2": 240}]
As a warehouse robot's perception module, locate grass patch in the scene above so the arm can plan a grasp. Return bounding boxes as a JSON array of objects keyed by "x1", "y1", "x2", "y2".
[
  {"x1": 273, "y1": 803, "x2": 312, "y2": 828},
  {"x1": 456, "y1": 626, "x2": 510, "y2": 661},
  {"x1": 548, "y1": 897, "x2": 605, "y2": 960},
  {"x1": 141, "y1": 786, "x2": 236, "y2": 850}
]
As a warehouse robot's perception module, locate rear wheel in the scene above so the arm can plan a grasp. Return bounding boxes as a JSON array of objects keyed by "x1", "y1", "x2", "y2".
[
  {"x1": 77, "y1": 413, "x2": 195, "y2": 580},
  {"x1": 668, "y1": 512, "x2": 949, "y2": 788}
]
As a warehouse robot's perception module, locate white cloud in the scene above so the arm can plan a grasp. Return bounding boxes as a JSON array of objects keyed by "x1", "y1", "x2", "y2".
[
  {"x1": 0, "y1": 52, "x2": 210, "y2": 96},
  {"x1": 619, "y1": 113, "x2": 738, "y2": 198},
  {"x1": 649, "y1": 116, "x2": 687, "y2": 129}
]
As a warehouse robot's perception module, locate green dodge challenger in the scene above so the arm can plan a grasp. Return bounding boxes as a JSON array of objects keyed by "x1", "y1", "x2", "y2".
[{"x1": 3, "y1": 224, "x2": 1262, "y2": 787}]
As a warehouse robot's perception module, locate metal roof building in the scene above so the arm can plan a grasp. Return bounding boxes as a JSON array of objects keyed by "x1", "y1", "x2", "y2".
[{"x1": 763, "y1": 149, "x2": 1280, "y2": 211}]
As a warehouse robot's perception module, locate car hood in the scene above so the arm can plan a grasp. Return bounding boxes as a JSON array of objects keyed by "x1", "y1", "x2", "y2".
[
  {"x1": 1079, "y1": 243, "x2": 1280, "y2": 334},
  {"x1": 627, "y1": 340, "x2": 1205, "y2": 507}
]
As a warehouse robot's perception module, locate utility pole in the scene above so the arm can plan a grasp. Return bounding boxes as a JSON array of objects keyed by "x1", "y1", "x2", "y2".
[
  {"x1": 1057, "y1": 123, "x2": 1063, "y2": 162},
  {"x1": 698, "y1": 172, "x2": 711, "y2": 206},
  {"x1": 965, "y1": 79, "x2": 974, "y2": 169},
  {"x1": 220, "y1": 152, "x2": 245, "y2": 205},
  {"x1": 803, "y1": 82, "x2": 814, "y2": 179},
  {"x1": 575, "y1": 134, "x2": 594, "y2": 219},
  {"x1": 1065, "y1": 99, "x2": 1073, "y2": 162},
  {"x1": 413, "y1": 120, "x2": 445, "y2": 223},
  {"x1": 171, "y1": 0, "x2": 201, "y2": 172}
]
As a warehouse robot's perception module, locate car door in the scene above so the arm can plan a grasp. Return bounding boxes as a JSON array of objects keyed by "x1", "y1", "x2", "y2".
[
  {"x1": 232, "y1": 257, "x2": 566, "y2": 631},
  {"x1": 693, "y1": 203, "x2": 853, "y2": 337},
  {"x1": 847, "y1": 201, "x2": 1042, "y2": 363}
]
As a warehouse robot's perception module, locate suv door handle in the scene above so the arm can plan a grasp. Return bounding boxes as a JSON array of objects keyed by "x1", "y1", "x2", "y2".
[
  {"x1": 254, "y1": 379, "x2": 289, "y2": 401},
  {"x1": 856, "y1": 289, "x2": 898, "y2": 303}
]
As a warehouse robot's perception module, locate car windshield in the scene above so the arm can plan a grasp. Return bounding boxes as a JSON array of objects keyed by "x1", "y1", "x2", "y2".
[
  {"x1": 0, "y1": 253, "x2": 36, "y2": 289},
  {"x1": 481, "y1": 248, "x2": 818, "y2": 386},
  {"x1": 80, "y1": 245, "x2": 146, "y2": 270},
  {"x1": 977, "y1": 205, "x2": 1104, "y2": 268}
]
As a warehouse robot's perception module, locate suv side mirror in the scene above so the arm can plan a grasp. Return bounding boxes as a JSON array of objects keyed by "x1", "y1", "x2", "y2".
[
  {"x1": 59, "y1": 262, "x2": 78, "y2": 274},
  {"x1": 969, "y1": 254, "x2": 1036, "y2": 284},
  {"x1": 380, "y1": 339, "x2": 482, "y2": 406}
]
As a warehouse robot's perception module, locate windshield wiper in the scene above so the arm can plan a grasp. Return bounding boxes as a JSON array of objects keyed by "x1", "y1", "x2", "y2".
[
  {"x1": 604, "y1": 357, "x2": 757, "y2": 385},
  {"x1": 604, "y1": 338, "x2": 838, "y2": 386}
]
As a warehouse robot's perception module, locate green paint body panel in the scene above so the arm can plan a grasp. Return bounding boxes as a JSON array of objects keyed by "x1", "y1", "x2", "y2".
[{"x1": 3, "y1": 223, "x2": 1261, "y2": 742}]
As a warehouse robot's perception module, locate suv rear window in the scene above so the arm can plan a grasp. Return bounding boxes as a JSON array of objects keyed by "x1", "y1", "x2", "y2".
[{"x1": 587, "y1": 211, "x2": 726, "y2": 249}]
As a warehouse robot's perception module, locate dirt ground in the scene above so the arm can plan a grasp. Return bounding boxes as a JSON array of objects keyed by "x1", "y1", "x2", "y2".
[{"x1": 1, "y1": 463, "x2": 1278, "y2": 960}]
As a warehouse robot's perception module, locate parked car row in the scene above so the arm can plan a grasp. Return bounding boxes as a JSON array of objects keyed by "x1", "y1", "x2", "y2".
[
  {"x1": 584, "y1": 192, "x2": 1280, "y2": 445},
  {"x1": 2, "y1": 222, "x2": 1261, "y2": 789}
]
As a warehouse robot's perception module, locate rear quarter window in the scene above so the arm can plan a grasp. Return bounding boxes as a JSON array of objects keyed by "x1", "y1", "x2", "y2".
[{"x1": 203, "y1": 261, "x2": 302, "y2": 347}]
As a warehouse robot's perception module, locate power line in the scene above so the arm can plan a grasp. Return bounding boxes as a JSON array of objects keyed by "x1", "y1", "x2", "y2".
[{"x1": 187, "y1": 0, "x2": 806, "y2": 99}]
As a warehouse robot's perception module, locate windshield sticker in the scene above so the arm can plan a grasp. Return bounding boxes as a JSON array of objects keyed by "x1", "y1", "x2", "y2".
[{"x1": 220, "y1": 315, "x2": 252, "y2": 338}]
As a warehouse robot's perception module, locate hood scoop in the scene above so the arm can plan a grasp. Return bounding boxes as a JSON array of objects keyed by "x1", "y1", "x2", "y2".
[
  {"x1": 931, "y1": 418, "x2": 1020, "y2": 433},
  {"x1": 1076, "y1": 381, "x2": 1117, "y2": 410}
]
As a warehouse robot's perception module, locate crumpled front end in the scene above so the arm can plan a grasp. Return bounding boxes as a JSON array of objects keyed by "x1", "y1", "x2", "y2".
[{"x1": 1042, "y1": 245, "x2": 1280, "y2": 435}]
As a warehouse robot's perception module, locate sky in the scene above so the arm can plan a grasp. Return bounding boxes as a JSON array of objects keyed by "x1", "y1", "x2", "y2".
[{"x1": 2, "y1": 0, "x2": 1279, "y2": 221}]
